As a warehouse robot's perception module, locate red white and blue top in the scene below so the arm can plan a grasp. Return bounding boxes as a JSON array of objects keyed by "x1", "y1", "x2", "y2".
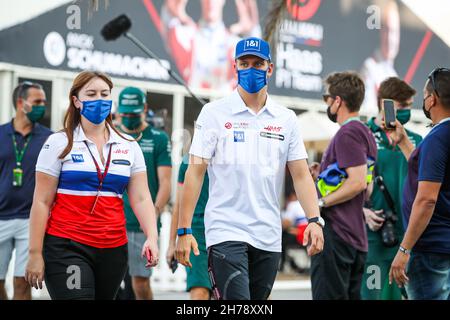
[{"x1": 36, "y1": 125, "x2": 146, "y2": 248}]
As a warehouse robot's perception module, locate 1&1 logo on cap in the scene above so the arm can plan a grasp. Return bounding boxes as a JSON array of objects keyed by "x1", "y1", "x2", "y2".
[{"x1": 244, "y1": 39, "x2": 261, "y2": 51}]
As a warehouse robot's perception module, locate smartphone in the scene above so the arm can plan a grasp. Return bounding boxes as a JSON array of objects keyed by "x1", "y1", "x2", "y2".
[
  {"x1": 382, "y1": 99, "x2": 396, "y2": 129},
  {"x1": 144, "y1": 247, "x2": 153, "y2": 269},
  {"x1": 170, "y1": 258, "x2": 178, "y2": 273}
]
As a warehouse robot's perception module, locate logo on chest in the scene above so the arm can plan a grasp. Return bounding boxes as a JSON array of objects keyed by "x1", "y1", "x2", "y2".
[
  {"x1": 71, "y1": 154, "x2": 84, "y2": 163},
  {"x1": 112, "y1": 159, "x2": 131, "y2": 166},
  {"x1": 233, "y1": 131, "x2": 245, "y2": 142},
  {"x1": 263, "y1": 125, "x2": 282, "y2": 133}
]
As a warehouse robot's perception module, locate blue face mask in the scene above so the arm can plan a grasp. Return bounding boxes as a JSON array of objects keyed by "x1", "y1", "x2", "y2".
[
  {"x1": 237, "y1": 68, "x2": 268, "y2": 93},
  {"x1": 79, "y1": 99, "x2": 112, "y2": 125}
]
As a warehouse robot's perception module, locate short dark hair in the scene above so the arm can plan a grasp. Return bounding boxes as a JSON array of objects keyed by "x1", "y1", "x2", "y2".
[
  {"x1": 12, "y1": 81, "x2": 43, "y2": 109},
  {"x1": 324, "y1": 72, "x2": 365, "y2": 112},
  {"x1": 426, "y1": 69, "x2": 450, "y2": 108},
  {"x1": 377, "y1": 77, "x2": 416, "y2": 111}
]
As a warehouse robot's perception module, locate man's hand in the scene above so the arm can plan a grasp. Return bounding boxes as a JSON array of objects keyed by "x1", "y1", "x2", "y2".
[
  {"x1": 381, "y1": 119, "x2": 407, "y2": 146},
  {"x1": 389, "y1": 251, "x2": 410, "y2": 288},
  {"x1": 302, "y1": 223, "x2": 324, "y2": 256},
  {"x1": 175, "y1": 234, "x2": 199, "y2": 268},
  {"x1": 363, "y1": 208, "x2": 385, "y2": 231},
  {"x1": 309, "y1": 162, "x2": 321, "y2": 181},
  {"x1": 229, "y1": 0, "x2": 259, "y2": 36}
]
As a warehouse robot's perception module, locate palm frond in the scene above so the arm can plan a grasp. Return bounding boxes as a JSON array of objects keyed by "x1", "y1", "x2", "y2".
[{"x1": 263, "y1": 0, "x2": 287, "y2": 60}]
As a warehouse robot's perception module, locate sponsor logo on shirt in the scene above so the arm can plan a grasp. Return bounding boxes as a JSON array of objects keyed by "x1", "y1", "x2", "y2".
[
  {"x1": 140, "y1": 139, "x2": 154, "y2": 153},
  {"x1": 233, "y1": 122, "x2": 250, "y2": 129},
  {"x1": 43, "y1": 144, "x2": 49, "y2": 149},
  {"x1": 71, "y1": 154, "x2": 84, "y2": 163},
  {"x1": 114, "y1": 149, "x2": 129, "y2": 155},
  {"x1": 225, "y1": 122, "x2": 232, "y2": 129},
  {"x1": 260, "y1": 132, "x2": 285, "y2": 141},
  {"x1": 263, "y1": 125, "x2": 282, "y2": 132},
  {"x1": 234, "y1": 131, "x2": 245, "y2": 142},
  {"x1": 112, "y1": 159, "x2": 131, "y2": 166}
]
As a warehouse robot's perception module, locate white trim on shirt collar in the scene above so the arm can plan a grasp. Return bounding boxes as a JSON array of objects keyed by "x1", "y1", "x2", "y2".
[
  {"x1": 230, "y1": 89, "x2": 280, "y2": 117},
  {"x1": 73, "y1": 124, "x2": 121, "y2": 144},
  {"x1": 438, "y1": 117, "x2": 450, "y2": 125}
]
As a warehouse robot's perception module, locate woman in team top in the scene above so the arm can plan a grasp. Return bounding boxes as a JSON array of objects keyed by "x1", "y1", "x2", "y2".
[{"x1": 25, "y1": 71, "x2": 159, "y2": 300}]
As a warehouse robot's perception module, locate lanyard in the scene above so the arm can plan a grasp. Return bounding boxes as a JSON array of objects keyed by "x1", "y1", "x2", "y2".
[
  {"x1": 12, "y1": 134, "x2": 32, "y2": 167},
  {"x1": 83, "y1": 141, "x2": 113, "y2": 214}
]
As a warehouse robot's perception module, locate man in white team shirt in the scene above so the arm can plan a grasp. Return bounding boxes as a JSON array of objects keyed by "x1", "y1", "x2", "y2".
[{"x1": 175, "y1": 37, "x2": 324, "y2": 300}]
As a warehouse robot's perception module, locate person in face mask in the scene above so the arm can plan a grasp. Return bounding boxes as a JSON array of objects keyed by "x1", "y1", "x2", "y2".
[
  {"x1": 176, "y1": 37, "x2": 324, "y2": 300},
  {"x1": 361, "y1": 77, "x2": 422, "y2": 300},
  {"x1": 0, "y1": 82, "x2": 52, "y2": 300},
  {"x1": 311, "y1": 72, "x2": 378, "y2": 300},
  {"x1": 116, "y1": 87, "x2": 172, "y2": 300},
  {"x1": 387, "y1": 68, "x2": 450, "y2": 300},
  {"x1": 25, "y1": 72, "x2": 160, "y2": 300}
]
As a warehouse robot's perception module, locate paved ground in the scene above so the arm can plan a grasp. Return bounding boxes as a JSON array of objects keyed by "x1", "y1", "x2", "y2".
[
  {"x1": 29, "y1": 272, "x2": 312, "y2": 300},
  {"x1": 153, "y1": 288, "x2": 312, "y2": 300}
]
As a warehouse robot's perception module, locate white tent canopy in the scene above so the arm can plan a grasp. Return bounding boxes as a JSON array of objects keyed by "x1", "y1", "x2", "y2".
[
  {"x1": 401, "y1": 0, "x2": 450, "y2": 48},
  {"x1": 297, "y1": 111, "x2": 340, "y2": 141},
  {"x1": 0, "y1": 0, "x2": 71, "y2": 31},
  {"x1": 298, "y1": 110, "x2": 431, "y2": 142}
]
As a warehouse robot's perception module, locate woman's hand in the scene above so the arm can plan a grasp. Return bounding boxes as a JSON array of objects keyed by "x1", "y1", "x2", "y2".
[
  {"x1": 25, "y1": 252, "x2": 45, "y2": 290},
  {"x1": 142, "y1": 237, "x2": 160, "y2": 268}
]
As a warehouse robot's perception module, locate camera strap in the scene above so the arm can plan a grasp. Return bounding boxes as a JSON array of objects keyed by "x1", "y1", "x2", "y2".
[{"x1": 373, "y1": 167, "x2": 398, "y2": 219}]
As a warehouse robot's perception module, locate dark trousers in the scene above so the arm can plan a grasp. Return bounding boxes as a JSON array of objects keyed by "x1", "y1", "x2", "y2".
[
  {"x1": 43, "y1": 234, "x2": 128, "y2": 300},
  {"x1": 208, "y1": 241, "x2": 281, "y2": 300},
  {"x1": 310, "y1": 223, "x2": 367, "y2": 300}
]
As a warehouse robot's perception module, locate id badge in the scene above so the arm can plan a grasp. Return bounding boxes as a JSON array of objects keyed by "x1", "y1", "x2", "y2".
[{"x1": 13, "y1": 168, "x2": 23, "y2": 187}]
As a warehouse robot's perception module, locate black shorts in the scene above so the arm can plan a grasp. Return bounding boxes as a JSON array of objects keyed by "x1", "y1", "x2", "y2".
[
  {"x1": 310, "y1": 222, "x2": 367, "y2": 300},
  {"x1": 208, "y1": 241, "x2": 281, "y2": 300},
  {"x1": 43, "y1": 234, "x2": 128, "y2": 300}
]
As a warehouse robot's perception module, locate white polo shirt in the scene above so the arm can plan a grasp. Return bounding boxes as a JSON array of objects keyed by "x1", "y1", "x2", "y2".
[
  {"x1": 35, "y1": 125, "x2": 146, "y2": 248},
  {"x1": 190, "y1": 90, "x2": 308, "y2": 252}
]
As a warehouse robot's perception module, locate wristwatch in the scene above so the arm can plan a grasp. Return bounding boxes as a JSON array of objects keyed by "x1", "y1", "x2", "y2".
[
  {"x1": 318, "y1": 198, "x2": 326, "y2": 209},
  {"x1": 177, "y1": 228, "x2": 193, "y2": 236},
  {"x1": 308, "y1": 216, "x2": 325, "y2": 228},
  {"x1": 399, "y1": 246, "x2": 411, "y2": 255}
]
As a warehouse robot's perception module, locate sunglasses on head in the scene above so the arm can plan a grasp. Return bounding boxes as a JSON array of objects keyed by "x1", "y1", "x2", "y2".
[{"x1": 427, "y1": 67, "x2": 450, "y2": 98}]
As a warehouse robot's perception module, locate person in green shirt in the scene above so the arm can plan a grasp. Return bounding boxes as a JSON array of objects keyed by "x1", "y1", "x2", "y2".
[
  {"x1": 116, "y1": 87, "x2": 172, "y2": 300},
  {"x1": 167, "y1": 154, "x2": 211, "y2": 300},
  {"x1": 361, "y1": 77, "x2": 422, "y2": 300}
]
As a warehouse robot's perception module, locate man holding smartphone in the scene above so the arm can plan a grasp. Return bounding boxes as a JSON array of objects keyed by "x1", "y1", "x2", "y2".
[
  {"x1": 388, "y1": 68, "x2": 450, "y2": 300},
  {"x1": 362, "y1": 77, "x2": 422, "y2": 300}
]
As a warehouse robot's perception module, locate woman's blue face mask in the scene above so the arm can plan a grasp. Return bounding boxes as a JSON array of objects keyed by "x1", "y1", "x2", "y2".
[{"x1": 78, "y1": 99, "x2": 112, "y2": 125}]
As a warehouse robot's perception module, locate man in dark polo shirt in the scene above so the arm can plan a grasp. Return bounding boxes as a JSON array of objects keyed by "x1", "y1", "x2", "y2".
[
  {"x1": 311, "y1": 72, "x2": 378, "y2": 300},
  {"x1": 0, "y1": 82, "x2": 52, "y2": 300},
  {"x1": 389, "y1": 68, "x2": 450, "y2": 300}
]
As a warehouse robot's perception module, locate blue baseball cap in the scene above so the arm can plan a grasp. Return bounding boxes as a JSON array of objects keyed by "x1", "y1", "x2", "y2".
[{"x1": 235, "y1": 37, "x2": 271, "y2": 61}]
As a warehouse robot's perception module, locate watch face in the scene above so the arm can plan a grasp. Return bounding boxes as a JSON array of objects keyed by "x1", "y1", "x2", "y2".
[{"x1": 319, "y1": 217, "x2": 325, "y2": 227}]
